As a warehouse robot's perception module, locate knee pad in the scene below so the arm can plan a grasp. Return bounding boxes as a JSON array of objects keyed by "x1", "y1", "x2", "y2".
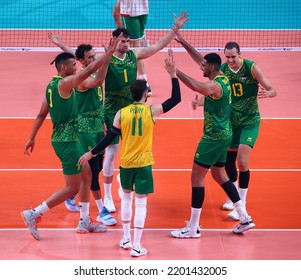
[
  {"x1": 121, "y1": 191, "x2": 133, "y2": 221},
  {"x1": 134, "y1": 196, "x2": 147, "y2": 228},
  {"x1": 103, "y1": 144, "x2": 118, "y2": 177}
]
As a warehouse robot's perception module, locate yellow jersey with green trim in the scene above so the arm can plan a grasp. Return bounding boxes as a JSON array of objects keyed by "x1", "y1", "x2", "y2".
[{"x1": 120, "y1": 103, "x2": 155, "y2": 168}]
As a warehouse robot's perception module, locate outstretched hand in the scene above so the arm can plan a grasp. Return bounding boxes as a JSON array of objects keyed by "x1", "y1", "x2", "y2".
[
  {"x1": 173, "y1": 11, "x2": 189, "y2": 30},
  {"x1": 172, "y1": 26, "x2": 185, "y2": 44},
  {"x1": 164, "y1": 49, "x2": 176, "y2": 77},
  {"x1": 105, "y1": 34, "x2": 122, "y2": 54},
  {"x1": 47, "y1": 31, "x2": 61, "y2": 46}
]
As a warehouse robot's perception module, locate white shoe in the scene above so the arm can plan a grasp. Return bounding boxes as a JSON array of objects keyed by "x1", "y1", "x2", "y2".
[
  {"x1": 170, "y1": 221, "x2": 201, "y2": 238},
  {"x1": 21, "y1": 209, "x2": 41, "y2": 240},
  {"x1": 228, "y1": 209, "x2": 240, "y2": 221},
  {"x1": 130, "y1": 245, "x2": 147, "y2": 257},
  {"x1": 104, "y1": 195, "x2": 116, "y2": 213},
  {"x1": 119, "y1": 238, "x2": 132, "y2": 250},
  {"x1": 222, "y1": 199, "x2": 234, "y2": 210},
  {"x1": 233, "y1": 217, "x2": 255, "y2": 234}
]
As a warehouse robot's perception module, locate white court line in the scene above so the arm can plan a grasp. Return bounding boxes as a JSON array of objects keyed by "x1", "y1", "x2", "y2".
[
  {"x1": 1, "y1": 228, "x2": 301, "y2": 232},
  {"x1": 0, "y1": 168, "x2": 300, "y2": 172}
]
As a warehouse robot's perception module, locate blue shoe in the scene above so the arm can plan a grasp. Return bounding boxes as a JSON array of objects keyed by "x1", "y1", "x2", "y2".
[
  {"x1": 64, "y1": 195, "x2": 79, "y2": 212},
  {"x1": 96, "y1": 206, "x2": 117, "y2": 226}
]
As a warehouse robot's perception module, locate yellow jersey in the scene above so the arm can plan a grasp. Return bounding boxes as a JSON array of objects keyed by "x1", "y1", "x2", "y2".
[{"x1": 120, "y1": 103, "x2": 155, "y2": 168}]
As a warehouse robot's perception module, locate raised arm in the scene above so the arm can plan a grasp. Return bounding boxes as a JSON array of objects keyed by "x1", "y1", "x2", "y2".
[
  {"x1": 173, "y1": 27, "x2": 204, "y2": 66},
  {"x1": 135, "y1": 11, "x2": 188, "y2": 60},
  {"x1": 151, "y1": 49, "x2": 181, "y2": 119},
  {"x1": 112, "y1": 0, "x2": 123, "y2": 28},
  {"x1": 48, "y1": 31, "x2": 76, "y2": 56},
  {"x1": 176, "y1": 68, "x2": 221, "y2": 98},
  {"x1": 59, "y1": 36, "x2": 120, "y2": 95}
]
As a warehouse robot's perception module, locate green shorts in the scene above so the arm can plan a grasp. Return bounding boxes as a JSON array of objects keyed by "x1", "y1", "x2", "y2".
[
  {"x1": 119, "y1": 165, "x2": 154, "y2": 195},
  {"x1": 122, "y1": 14, "x2": 148, "y2": 40},
  {"x1": 104, "y1": 112, "x2": 119, "y2": 145},
  {"x1": 52, "y1": 141, "x2": 84, "y2": 175},
  {"x1": 230, "y1": 123, "x2": 260, "y2": 149},
  {"x1": 194, "y1": 137, "x2": 232, "y2": 167},
  {"x1": 78, "y1": 132, "x2": 105, "y2": 154}
]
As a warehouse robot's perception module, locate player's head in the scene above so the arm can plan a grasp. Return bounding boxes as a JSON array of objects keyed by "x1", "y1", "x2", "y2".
[
  {"x1": 224, "y1": 41, "x2": 241, "y2": 68},
  {"x1": 75, "y1": 44, "x2": 96, "y2": 67},
  {"x1": 130, "y1": 79, "x2": 148, "y2": 102},
  {"x1": 50, "y1": 52, "x2": 75, "y2": 71},
  {"x1": 112, "y1": 28, "x2": 130, "y2": 39},
  {"x1": 113, "y1": 28, "x2": 131, "y2": 53},
  {"x1": 202, "y1": 53, "x2": 222, "y2": 77},
  {"x1": 224, "y1": 41, "x2": 240, "y2": 54}
]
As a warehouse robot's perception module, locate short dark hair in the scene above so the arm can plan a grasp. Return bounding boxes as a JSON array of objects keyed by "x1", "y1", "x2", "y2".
[
  {"x1": 75, "y1": 44, "x2": 93, "y2": 60},
  {"x1": 130, "y1": 79, "x2": 147, "y2": 101},
  {"x1": 112, "y1": 28, "x2": 130, "y2": 38},
  {"x1": 50, "y1": 52, "x2": 75, "y2": 70},
  {"x1": 204, "y1": 53, "x2": 222, "y2": 70},
  {"x1": 224, "y1": 41, "x2": 240, "y2": 54}
]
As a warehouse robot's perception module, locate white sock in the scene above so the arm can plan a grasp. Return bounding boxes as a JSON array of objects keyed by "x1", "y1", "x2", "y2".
[
  {"x1": 238, "y1": 188, "x2": 248, "y2": 205},
  {"x1": 79, "y1": 202, "x2": 90, "y2": 219},
  {"x1": 133, "y1": 228, "x2": 143, "y2": 248},
  {"x1": 104, "y1": 183, "x2": 112, "y2": 197},
  {"x1": 133, "y1": 197, "x2": 147, "y2": 247},
  {"x1": 122, "y1": 223, "x2": 131, "y2": 240},
  {"x1": 34, "y1": 202, "x2": 49, "y2": 215},
  {"x1": 94, "y1": 199, "x2": 104, "y2": 212},
  {"x1": 234, "y1": 200, "x2": 248, "y2": 222},
  {"x1": 190, "y1": 207, "x2": 202, "y2": 229}
]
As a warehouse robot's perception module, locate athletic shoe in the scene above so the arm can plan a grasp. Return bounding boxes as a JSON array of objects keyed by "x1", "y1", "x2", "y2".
[
  {"x1": 228, "y1": 208, "x2": 240, "y2": 221},
  {"x1": 119, "y1": 238, "x2": 132, "y2": 250},
  {"x1": 170, "y1": 221, "x2": 201, "y2": 238},
  {"x1": 104, "y1": 195, "x2": 116, "y2": 213},
  {"x1": 147, "y1": 86, "x2": 152, "y2": 97},
  {"x1": 130, "y1": 245, "x2": 148, "y2": 257},
  {"x1": 76, "y1": 216, "x2": 107, "y2": 233},
  {"x1": 64, "y1": 195, "x2": 79, "y2": 212},
  {"x1": 21, "y1": 209, "x2": 42, "y2": 240},
  {"x1": 96, "y1": 206, "x2": 117, "y2": 226},
  {"x1": 222, "y1": 199, "x2": 235, "y2": 210},
  {"x1": 233, "y1": 217, "x2": 255, "y2": 234}
]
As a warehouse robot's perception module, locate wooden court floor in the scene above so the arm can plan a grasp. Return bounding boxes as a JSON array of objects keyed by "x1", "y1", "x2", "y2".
[{"x1": 0, "y1": 51, "x2": 300, "y2": 261}]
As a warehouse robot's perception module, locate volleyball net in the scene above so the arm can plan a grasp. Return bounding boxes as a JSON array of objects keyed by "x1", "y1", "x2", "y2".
[{"x1": 0, "y1": 0, "x2": 300, "y2": 51}]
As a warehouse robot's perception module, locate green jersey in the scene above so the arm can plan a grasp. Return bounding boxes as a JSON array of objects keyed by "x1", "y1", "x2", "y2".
[
  {"x1": 104, "y1": 50, "x2": 137, "y2": 115},
  {"x1": 203, "y1": 75, "x2": 232, "y2": 141},
  {"x1": 75, "y1": 72, "x2": 104, "y2": 134},
  {"x1": 46, "y1": 76, "x2": 79, "y2": 143},
  {"x1": 220, "y1": 59, "x2": 260, "y2": 127}
]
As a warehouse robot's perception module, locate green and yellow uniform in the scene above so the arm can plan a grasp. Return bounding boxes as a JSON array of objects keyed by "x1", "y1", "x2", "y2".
[
  {"x1": 194, "y1": 75, "x2": 232, "y2": 167},
  {"x1": 220, "y1": 59, "x2": 260, "y2": 148},
  {"x1": 104, "y1": 50, "x2": 137, "y2": 144},
  {"x1": 46, "y1": 76, "x2": 82, "y2": 175},
  {"x1": 76, "y1": 72, "x2": 105, "y2": 154},
  {"x1": 119, "y1": 103, "x2": 154, "y2": 194}
]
